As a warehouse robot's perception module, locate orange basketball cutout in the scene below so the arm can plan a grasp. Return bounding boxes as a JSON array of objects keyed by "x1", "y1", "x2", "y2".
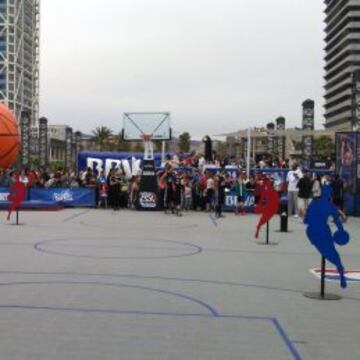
[{"x1": 0, "y1": 103, "x2": 20, "y2": 169}]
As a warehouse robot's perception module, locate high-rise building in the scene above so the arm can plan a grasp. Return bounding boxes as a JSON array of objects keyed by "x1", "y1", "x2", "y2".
[
  {"x1": 0, "y1": 0, "x2": 40, "y2": 125},
  {"x1": 324, "y1": 0, "x2": 360, "y2": 131}
]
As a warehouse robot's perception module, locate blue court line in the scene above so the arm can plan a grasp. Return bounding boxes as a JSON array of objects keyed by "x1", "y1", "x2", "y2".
[
  {"x1": 0, "y1": 274, "x2": 305, "y2": 358},
  {"x1": 272, "y1": 318, "x2": 302, "y2": 360},
  {"x1": 1, "y1": 270, "x2": 356, "y2": 303},
  {"x1": 63, "y1": 209, "x2": 90, "y2": 223},
  {"x1": 79, "y1": 220, "x2": 199, "y2": 231},
  {"x1": 33, "y1": 238, "x2": 203, "y2": 260},
  {"x1": 208, "y1": 213, "x2": 218, "y2": 227},
  {"x1": 0, "y1": 303, "x2": 302, "y2": 360},
  {"x1": 0, "y1": 280, "x2": 218, "y2": 317},
  {"x1": 204, "y1": 247, "x2": 360, "y2": 258}
]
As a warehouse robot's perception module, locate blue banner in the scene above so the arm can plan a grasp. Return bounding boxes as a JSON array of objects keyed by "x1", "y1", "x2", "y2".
[
  {"x1": 78, "y1": 151, "x2": 167, "y2": 176},
  {"x1": 29, "y1": 188, "x2": 96, "y2": 207},
  {"x1": 224, "y1": 190, "x2": 255, "y2": 212}
]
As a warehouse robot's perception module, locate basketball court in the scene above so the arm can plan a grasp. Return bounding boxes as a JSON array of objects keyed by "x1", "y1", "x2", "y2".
[{"x1": 0, "y1": 209, "x2": 359, "y2": 359}]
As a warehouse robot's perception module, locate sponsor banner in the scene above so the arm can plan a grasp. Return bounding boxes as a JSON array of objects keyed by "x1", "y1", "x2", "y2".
[
  {"x1": 224, "y1": 191, "x2": 255, "y2": 212},
  {"x1": 138, "y1": 192, "x2": 157, "y2": 209},
  {"x1": 78, "y1": 151, "x2": 166, "y2": 177},
  {"x1": 310, "y1": 160, "x2": 330, "y2": 170},
  {"x1": 310, "y1": 268, "x2": 360, "y2": 283},
  {"x1": 29, "y1": 188, "x2": 95, "y2": 207},
  {"x1": 203, "y1": 166, "x2": 239, "y2": 179}
]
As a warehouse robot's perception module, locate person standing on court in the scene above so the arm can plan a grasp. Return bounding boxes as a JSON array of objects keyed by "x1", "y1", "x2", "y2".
[
  {"x1": 215, "y1": 172, "x2": 226, "y2": 218},
  {"x1": 331, "y1": 173, "x2": 347, "y2": 222},
  {"x1": 286, "y1": 164, "x2": 303, "y2": 217},
  {"x1": 296, "y1": 170, "x2": 312, "y2": 218}
]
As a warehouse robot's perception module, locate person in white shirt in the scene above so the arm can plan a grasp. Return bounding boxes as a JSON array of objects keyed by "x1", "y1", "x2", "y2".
[
  {"x1": 19, "y1": 169, "x2": 29, "y2": 187},
  {"x1": 286, "y1": 165, "x2": 303, "y2": 217},
  {"x1": 205, "y1": 173, "x2": 215, "y2": 212}
]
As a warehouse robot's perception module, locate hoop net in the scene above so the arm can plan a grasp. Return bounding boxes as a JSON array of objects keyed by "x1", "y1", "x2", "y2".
[{"x1": 140, "y1": 134, "x2": 152, "y2": 142}]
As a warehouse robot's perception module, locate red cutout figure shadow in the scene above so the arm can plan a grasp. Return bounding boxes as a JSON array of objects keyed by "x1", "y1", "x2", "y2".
[
  {"x1": 254, "y1": 178, "x2": 280, "y2": 239},
  {"x1": 7, "y1": 181, "x2": 26, "y2": 221}
]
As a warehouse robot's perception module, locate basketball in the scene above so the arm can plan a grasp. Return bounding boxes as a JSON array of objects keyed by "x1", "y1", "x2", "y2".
[
  {"x1": 333, "y1": 230, "x2": 350, "y2": 246},
  {"x1": 0, "y1": 103, "x2": 20, "y2": 169}
]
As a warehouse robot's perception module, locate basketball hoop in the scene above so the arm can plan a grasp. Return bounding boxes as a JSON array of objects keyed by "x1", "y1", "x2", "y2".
[{"x1": 140, "y1": 134, "x2": 152, "y2": 142}]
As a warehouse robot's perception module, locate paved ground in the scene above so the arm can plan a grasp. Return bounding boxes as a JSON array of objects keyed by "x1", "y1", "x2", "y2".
[{"x1": 0, "y1": 208, "x2": 359, "y2": 360}]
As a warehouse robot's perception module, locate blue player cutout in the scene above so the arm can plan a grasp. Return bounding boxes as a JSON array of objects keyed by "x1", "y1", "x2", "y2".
[{"x1": 304, "y1": 185, "x2": 350, "y2": 289}]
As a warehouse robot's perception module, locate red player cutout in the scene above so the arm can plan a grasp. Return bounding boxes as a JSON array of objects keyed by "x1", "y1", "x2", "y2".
[
  {"x1": 7, "y1": 181, "x2": 26, "y2": 221},
  {"x1": 254, "y1": 178, "x2": 280, "y2": 238}
]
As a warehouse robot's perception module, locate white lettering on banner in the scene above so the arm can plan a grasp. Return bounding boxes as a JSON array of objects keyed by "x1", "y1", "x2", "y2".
[
  {"x1": 225, "y1": 194, "x2": 255, "y2": 207},
  {"x1": 86, "y1": 157, "x2": 142, "y2": 177},
  {"x1": 245, "y1": 195, "x2": 255, "y2": 207},
  {"x1": 105, "y1": 159, "x2": 122, "y2": 177},
  {"x1": 225, "y1": 195, "x2": 237, "y2": 207},
  {"x1": 121, "y1": 160, "x2": 132, "y2": 178},
  {"x1": 0, "y1": 192, "x2": 9, "y2": 201},
  {"x1": 132, "y1": 158, "x2": 141, "y2": 176},
  {"x1": 87, "y1": 158, "x2": 103, "y2": 174},
  {"x1": 53, "y1": 190, "x2": 74, "y2": 202}
]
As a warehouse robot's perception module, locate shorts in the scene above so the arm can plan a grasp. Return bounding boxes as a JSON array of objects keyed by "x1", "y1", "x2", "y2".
[
  {"x1": 206, "y1": 189, "x2": 214, "y2": 204},
  {"x1": 298, "y1": 197, "x2": 310, "y2": 210},
  {"x1": 333, "y1": 197, "x2": 343, "y2": 209}
]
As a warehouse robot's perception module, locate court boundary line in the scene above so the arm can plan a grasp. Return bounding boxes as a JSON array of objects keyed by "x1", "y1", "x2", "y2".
[{"x1": 0, "y1": 304, "x2": 302, "y2": 360}]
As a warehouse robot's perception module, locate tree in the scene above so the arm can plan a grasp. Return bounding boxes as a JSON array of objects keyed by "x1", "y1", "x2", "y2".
[
  {"x1": 92, "y1": 126, "x2": 113, "y2": 151},
  {"x1": 314, "y1": 135, "x2": 334, "y2": 158},
  {"x1": 178, "y1": 132, "x2": 191, "y2": 152}
]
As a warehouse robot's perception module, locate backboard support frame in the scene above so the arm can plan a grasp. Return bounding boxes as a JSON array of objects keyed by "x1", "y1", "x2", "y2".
[{"x1": 122, "y1": 112, "x2": 172, "y2": 142}]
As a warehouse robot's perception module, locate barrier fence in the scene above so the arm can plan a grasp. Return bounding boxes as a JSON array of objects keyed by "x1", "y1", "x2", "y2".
[{"x1": 0, "y1": 188, "x2": 96, "y2": 208}]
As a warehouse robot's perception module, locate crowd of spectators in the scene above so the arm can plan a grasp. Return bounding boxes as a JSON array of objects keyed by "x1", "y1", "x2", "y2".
[{"x1": 0, "y1": 151, "x2": 344, "y2": 220}]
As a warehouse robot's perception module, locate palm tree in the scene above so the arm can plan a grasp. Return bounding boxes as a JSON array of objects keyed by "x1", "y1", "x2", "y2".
[{"x1": 92, "y1": 126, "x2": 113, "y2": 151}]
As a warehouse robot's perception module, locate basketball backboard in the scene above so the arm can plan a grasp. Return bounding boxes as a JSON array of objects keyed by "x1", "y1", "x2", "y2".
[{"x1": 122, "y1": 112, "x2": 171, "y2": 141}]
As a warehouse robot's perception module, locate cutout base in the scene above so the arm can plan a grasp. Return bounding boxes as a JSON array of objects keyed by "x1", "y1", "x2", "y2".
[
  {"x1": 303, "y1": 292, "x2": 341, "y2": 301},
  {"x1": 256, "y1": 241, "x2": 278, "y2": 246}
]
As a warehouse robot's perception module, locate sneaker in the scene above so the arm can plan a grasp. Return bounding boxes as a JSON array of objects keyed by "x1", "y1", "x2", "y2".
[{"x1": 294, "y1": 214, "x2": 299, "y2": 218}]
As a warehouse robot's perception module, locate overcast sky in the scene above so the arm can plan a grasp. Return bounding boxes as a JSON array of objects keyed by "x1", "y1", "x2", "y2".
[{"x1": 40, "y1": 0, "x2": 325, "y2": 138}]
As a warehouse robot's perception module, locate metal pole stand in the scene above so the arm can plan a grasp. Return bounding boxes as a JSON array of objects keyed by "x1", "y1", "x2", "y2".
[
  {"x1": 257, "y1": 222, "x2": 278, "y2": 246},
  {"x1": 276, "y1": 198, "x2": 290, "y2": 233},
  {"x1": 16, "y1": 209, "x2": 19, "y2": 226},
  {"x1": 304, "y1": 256, "x2": 341, "y2": 300},
  {"x1": 280, "y1": 198, "x2": 288, "y2": 232},
  {"x1": 142, "y1": 135, "x2": 154, "y2": 161}
]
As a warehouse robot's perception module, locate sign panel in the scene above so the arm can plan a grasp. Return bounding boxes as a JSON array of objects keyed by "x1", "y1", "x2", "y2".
[
  {"x1": 20, "y1": 111, "x2": 31, "y2": 167},
  {"x1": 29, "y1": 188, "x2": 96, "y2": 207},
  {"x1": 39, "y1": 117, "x2": 48, "y2": 167},
  {"x1": 136, "y1": 159, "x2": 159, "y2": 210},
  {"x1": 336, "y1": 132, "x2": 357, "y2": 214},
  {"x1": 302, "y1": 100, "x2": 315, "y2": 165}
]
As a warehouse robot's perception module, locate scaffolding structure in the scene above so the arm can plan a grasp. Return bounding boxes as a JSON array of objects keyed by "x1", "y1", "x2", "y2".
[{"x1": 0, "y1": 0, "x2": 40, "y2": 125}]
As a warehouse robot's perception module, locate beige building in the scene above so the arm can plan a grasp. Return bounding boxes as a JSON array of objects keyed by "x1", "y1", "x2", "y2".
[{"x1": 222, "y1": 127, "x2": 335, "y2": 162}]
